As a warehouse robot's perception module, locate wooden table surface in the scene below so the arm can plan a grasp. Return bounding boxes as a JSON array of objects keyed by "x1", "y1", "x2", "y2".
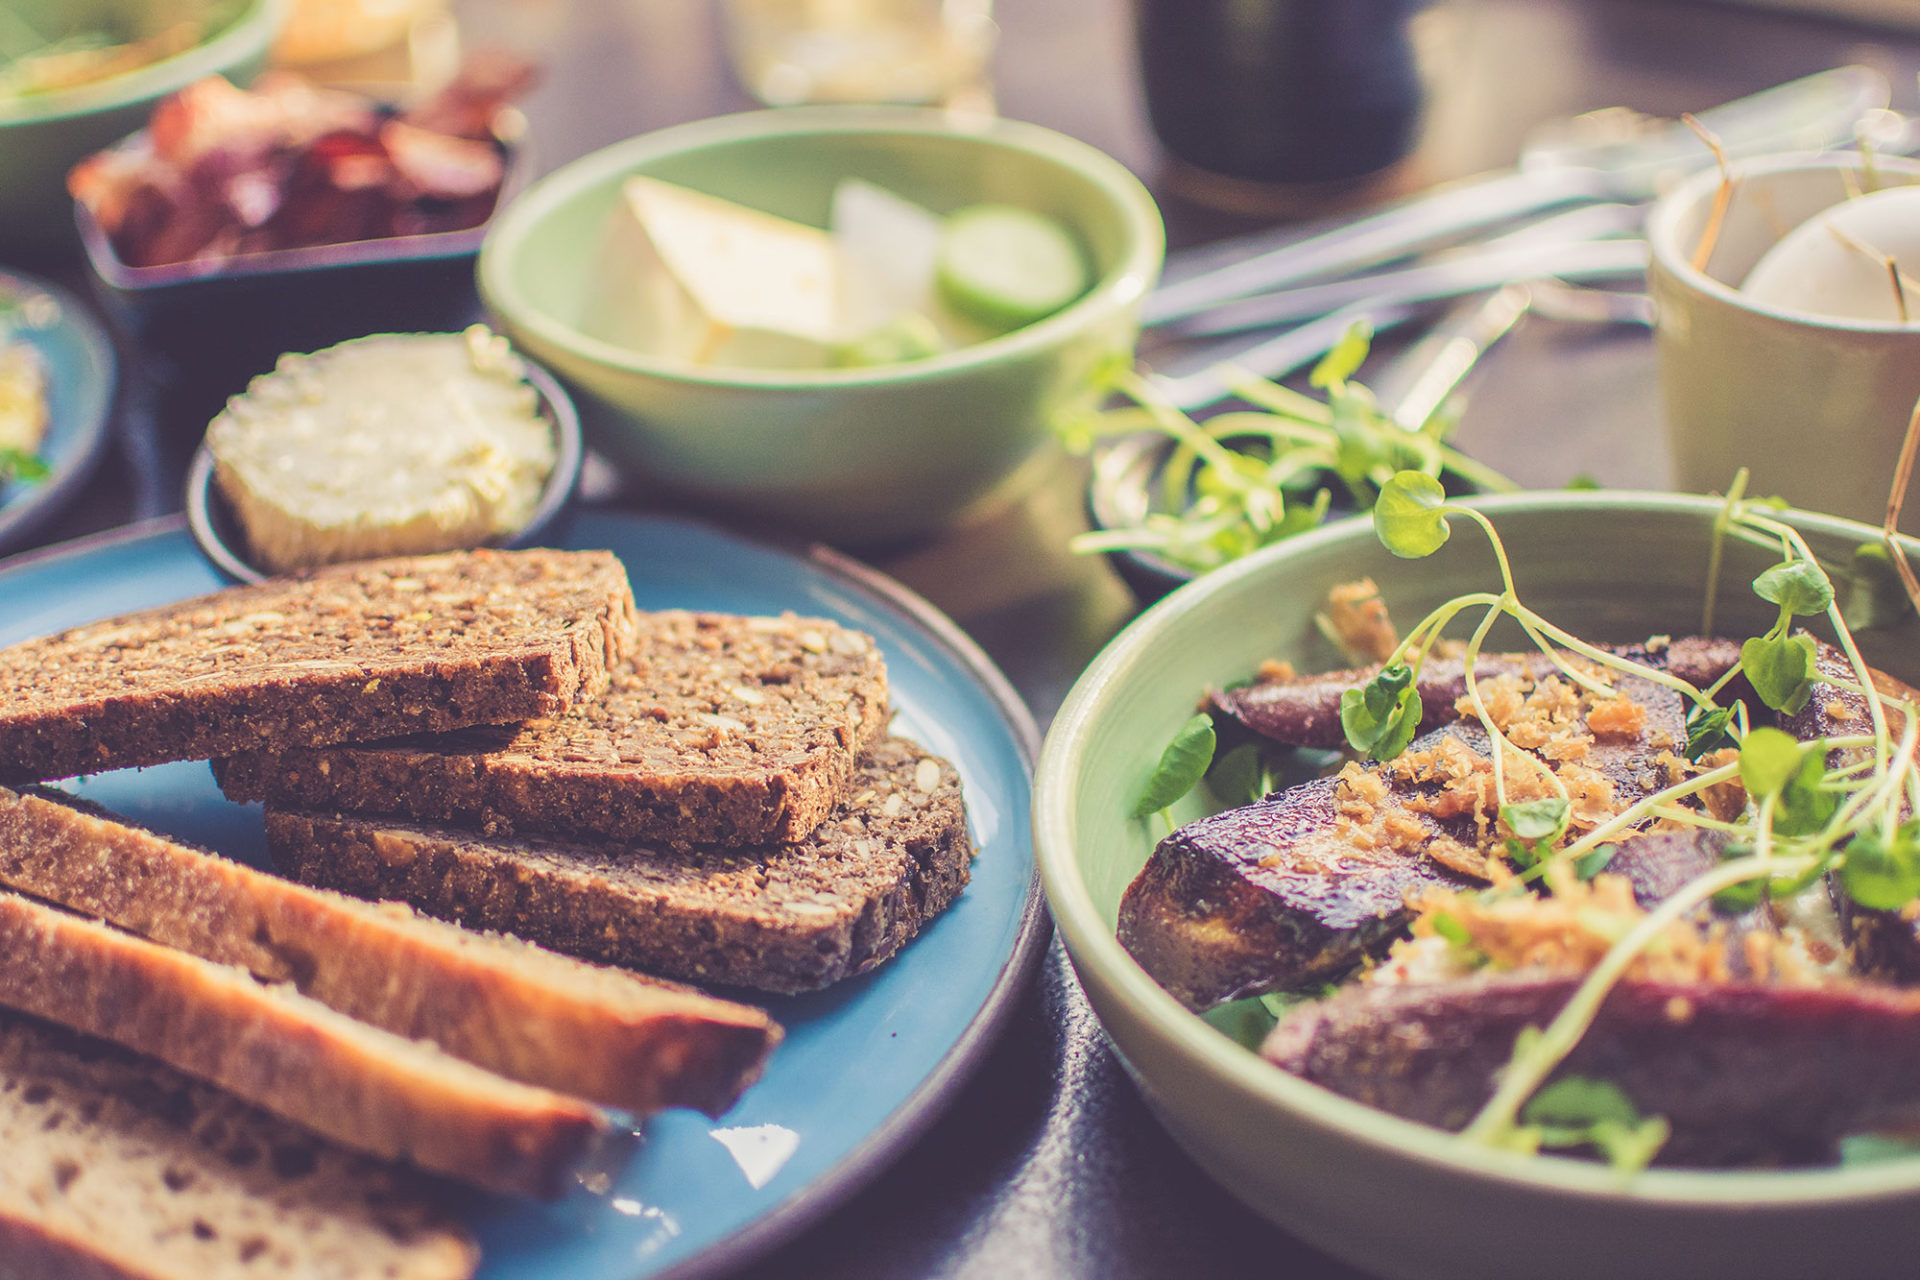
[{"x1": 8, "y1": 1, "x2": 1920, "y2": 1275}]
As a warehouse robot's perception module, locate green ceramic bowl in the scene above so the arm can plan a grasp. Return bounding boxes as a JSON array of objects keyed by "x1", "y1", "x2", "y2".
[
  {"x1": 0, "y1": 0, "x2": 288, "y2": 257},
  {"x1": 477, "y1": 106, "x2": 1163, "y2": 545},
  {"x1": 1036, "y1": 491, "x2": 1920, "y2": 1280}
]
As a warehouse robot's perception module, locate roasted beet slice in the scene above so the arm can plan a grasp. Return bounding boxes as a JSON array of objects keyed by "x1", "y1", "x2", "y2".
[
  {"x1": 1211, "y1": 637, "x2": 1739, "y2": 751},
  {"x1": 1790, "y1": 641, "x2": 1920, "y2": 979},
  {"x1": 1602, "y1": 828, "x2": 1775, "y2": 976},
  {"x1": 1124, "y1": 663, "x2": 1688, "y2": 1009},
  {"x1": 1262, "y1": 971, "x2": 1920, "y2": 1166},
  {"x1": 1118, "y1": 769, "x2": 1477, "y2": 1009}
]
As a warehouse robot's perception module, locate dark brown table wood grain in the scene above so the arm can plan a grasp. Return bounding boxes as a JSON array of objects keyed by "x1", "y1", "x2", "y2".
[{"x1": 7, "y1": 2, "x2": 1920, "y2": 1275}]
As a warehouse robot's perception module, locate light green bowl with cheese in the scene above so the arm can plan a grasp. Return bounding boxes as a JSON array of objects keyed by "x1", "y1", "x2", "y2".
[{"x1": 477, "y1": 106, "x2": 1163, "y2": 546}]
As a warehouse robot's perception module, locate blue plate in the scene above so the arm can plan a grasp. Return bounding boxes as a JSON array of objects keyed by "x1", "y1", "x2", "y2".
[
  {"x1": 0, "y1": 509, "x2": 1046, "y2": 1280},
  {"x1": 0, "y1": 269, "x2": 116, "y2": 556}
]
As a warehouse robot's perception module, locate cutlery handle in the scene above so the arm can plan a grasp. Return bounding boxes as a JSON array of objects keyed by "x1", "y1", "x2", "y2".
[
  {"x1": 1371, "y1": 284, "x2": 1534, "y2": 430},
  {"x1": 1170, "y1": 237, "x2": 1648, "y2": 337},
  {"x1": 1143, "y1": 167, "x2": 1604, "y2": 326}
]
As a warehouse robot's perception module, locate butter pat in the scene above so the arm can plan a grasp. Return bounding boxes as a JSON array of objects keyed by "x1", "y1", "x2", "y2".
[
  {"x1": 207, "y1": 327, "x2": 556, "y2": 573},
  {"x1": 598, "y1": 175, "x2": 842, "y2": 369}
]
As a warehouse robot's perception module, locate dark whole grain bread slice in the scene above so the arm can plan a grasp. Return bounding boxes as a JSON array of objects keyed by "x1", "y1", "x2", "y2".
[
  {"x1": 0, "y1": 784, "x2": 779, "y2": 1118},
  {"x1": 0, "y1": 548, "x2": 637, "y2": 785},
  {"x1": 265, "y1": 736, "x2": 971, "y2": 994},
  {"x1": 217, "y1": 610, "x2": 889, "y2": 847},
  {"x1": 0, "y1": 1007, "x2": 476, "y2": 1280},
  {"x1": 0, "y1": 886, "x2": 604, "y2": 1199}
]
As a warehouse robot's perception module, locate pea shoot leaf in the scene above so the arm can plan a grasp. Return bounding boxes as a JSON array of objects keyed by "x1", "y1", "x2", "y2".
[
  {"x1": 1771, "y1": 742, "x2": 1836, "y2": 838},
  {"x1": 1753, "y1": 560, "x2": 1834, "y2": 617},
  {"x1": 1711, "y1": 841, "x2": 1768, "y2": 911},
  {"x1": 1373, "y1": 472, "x2": 1451, "y2": 559},
  {"x1": 1740, "y1": 632, "x2": 1818, "y2": 715},
  {"x1": 1339, "y1": 663, "x2": 1422, "y2": 761},
  {"x1": 1503, "y1": 799, "x2": 1567, "y2": 867},
  {"x1": 1843, "y1": 542, "x2": 1915, "y2": 630},
  {"x1": 1574, "y1": 844, "x2": 1618, "y2": 881},
  {"x1": 1713, "y1": 877, "x2": 1766, "y2": 913},
  {"x1": 1502, "y1": 798, "x2": 1568, "y2": 843},
  {"x1": 1523, "y1": 1076, "x2": 1641, "y2": 1129},
  {"x1": 1310, "y1": 319, "x2": 1372, "y2": 390},
  {"x1": 1519, "y1": 1076, "x2": 1670, "y2": 1176},
  {"x1": 1738, "y1": 727, "x2": 1804, "y2": 800},
  {"x1": 1840, "y1": 1133, "x2": 1920, "y2": 1166},
  {"x1": 1329, "y1": 387, "x2": 1389, "y2": 488},
  {"x1": 1840, "y1": 825, "x2": 1920, "y2": 912},
  {"x1": 1132, "y1": 713, "x2": 1218, "y2": 818},
  {"x1": 1205, "y1": 741, "x2": 1267, "y2": 807},
  {"x1": 1684, "y1": 702, "x2": 1737, "y2": 761},
  {"x1": 1430, "y1": 911, "x2": 1473, "y2": 948}
]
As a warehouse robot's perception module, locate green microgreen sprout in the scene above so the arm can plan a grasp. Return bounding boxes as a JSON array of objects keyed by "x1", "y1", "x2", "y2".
[
  {"x1": 1063, "y1": 325, "x2": 1519, "y2": 576},
  {"x1": 1343, "y1": 472, "x2": 1920, "y2": 1166},
  {"x1": 1337, "y1": 661, "x2": 1421, "y2": 761}
]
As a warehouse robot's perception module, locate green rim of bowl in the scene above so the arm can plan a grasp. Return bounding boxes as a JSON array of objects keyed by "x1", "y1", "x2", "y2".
[
  {"x1": 0, "y1": 0, "x2": 290, "y2": 126},
  {"x1": 477, "y1": 105, "x2": 1165, "y2": 389},
  {"x1": 1646, "y1": 151, "x2": 1920, "y2": 336},
  {"x1": 1036, "y1": 488, "x2": 1920, "y2": 1210}
]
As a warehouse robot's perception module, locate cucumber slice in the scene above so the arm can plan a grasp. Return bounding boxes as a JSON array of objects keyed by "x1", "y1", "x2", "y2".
[{"x1": 935, "y1": 205, "x2": 1090, "y2": 333}]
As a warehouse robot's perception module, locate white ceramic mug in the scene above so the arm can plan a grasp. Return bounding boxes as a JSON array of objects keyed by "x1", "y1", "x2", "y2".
[{"x1": 1645, "y1": 152, "x2": 1920, "y2": 532}]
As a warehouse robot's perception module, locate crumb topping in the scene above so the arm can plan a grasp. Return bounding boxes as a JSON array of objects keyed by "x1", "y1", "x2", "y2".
[
  {"x1": 1324, "y1": 578, "x2": 1400, "y2": 664},
  {"x1": 1326, "y1": 658, "x2": 1697, "y2": 879}
]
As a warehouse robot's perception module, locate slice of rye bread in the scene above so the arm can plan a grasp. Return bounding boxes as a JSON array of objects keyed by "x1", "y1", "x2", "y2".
[
  {"x1": 216, "y1": 610, "x2": 890, "y2": 847},
  {"x1": 0, "y1": 1009, "x2": 477, "y2": 1280},
  {"x1": 265, "y1": 736, "x2": 972, "y2": 995},
  {"x1": 0, "y1": 886, "x2": 604, "y2": 1199},
  {"x1": 0, "y1": 785, "x2": 780, "y2": 1118},
  {"x1": 0, "y1": 548, "x2": 638, "y2": 786}
]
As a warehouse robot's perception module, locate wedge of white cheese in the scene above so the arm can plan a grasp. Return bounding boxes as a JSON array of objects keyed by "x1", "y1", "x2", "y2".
[
  {"x1": 834, "y1": 179, "x2": 1004, "y2": 355},
  {"x1": 207, "y1": 327, "x2": 556, "y2": 573},
  {"x1": 588, "y1": 175, "x2": 843, "y2": 370}
]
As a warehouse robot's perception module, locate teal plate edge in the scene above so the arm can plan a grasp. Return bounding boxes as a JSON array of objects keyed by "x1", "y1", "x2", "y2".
[
  {"x1": 0, "y1": 268, "x2": 116, "y2": 557},
  {"x1": 0, "y1": 509, "x2": 1049, "y2": 1280}
]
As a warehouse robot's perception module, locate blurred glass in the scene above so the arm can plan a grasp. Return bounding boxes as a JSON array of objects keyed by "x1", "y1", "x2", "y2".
[
  {"x1": 721, "y1": 0, "x2": 996, "y2": 107},
  {"x1": 1133, "y1": 0, "x2": 1427, "y2": 192}
]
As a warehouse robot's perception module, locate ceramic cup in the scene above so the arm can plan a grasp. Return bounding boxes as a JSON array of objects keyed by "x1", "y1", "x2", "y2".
[{"x1": 1645, "y1": 152, "x2": 1920, "y2": 532}]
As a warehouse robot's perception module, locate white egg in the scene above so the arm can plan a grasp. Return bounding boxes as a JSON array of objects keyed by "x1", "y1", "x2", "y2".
[{"x1": 1741, "y1": 183, "x2": 1920, "y2": 325}]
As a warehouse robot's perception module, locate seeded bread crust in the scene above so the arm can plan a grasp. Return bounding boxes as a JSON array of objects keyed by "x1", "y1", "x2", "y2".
[
  {"x1": 0, "y1": 785, "x2": 779, "y2": 1118},
  {"x1": 0, "y1": 1008, "x2": 476, "y2": 1280},
  {"x1": 266, "y1": 736, "x2": 971, "y2": 994},
  {"x1": 217, "y1": 611, "x2": 890, "y2": 848},
  {"x1": 0, "y1": 549, "x2": 637, "y2": 785},
  {"x1": 0, "y1": 887, "x2": 604, "y2": 1199}
]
